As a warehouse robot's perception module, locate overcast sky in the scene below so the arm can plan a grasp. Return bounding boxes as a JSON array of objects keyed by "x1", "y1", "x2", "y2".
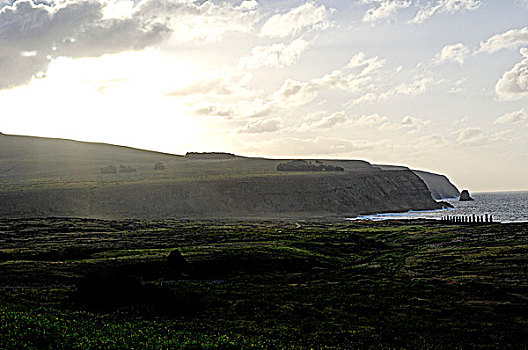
[{"x1": 1, "y1": 0, "x2": 527, "y2": 191}]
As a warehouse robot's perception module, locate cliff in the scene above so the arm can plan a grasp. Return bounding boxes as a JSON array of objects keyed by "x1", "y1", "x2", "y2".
[
  {"x1": 0, "y1": 133, "x2": 450, "y2": 219},
  {"x1": 413, "y1": 170, "x2": 460, "y2": 199},
  {"x1": 0, "y1": 170, "x2": 444, "y2": 219},
  {"x1": 374, "y1": 165, "x2": 460, "y2": 200}
]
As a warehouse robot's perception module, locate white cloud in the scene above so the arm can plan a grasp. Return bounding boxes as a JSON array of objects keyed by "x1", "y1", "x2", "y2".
[
  {"x1": 238, "y1": 118, "x2": 283, "y2": 133},
  {"x1": 495, "y1": 48, "x2": 528, "y2": 101},
  {"x1": 238, "y1": 0, "x2": 258, "y2": 11},
  {"x1": 409, "y1": 0, "x2": 481, "y2": 24},
  {"x1": 437, "y1": 43, "x2": 470, "y2": 64},
  {"x1": 239, "y1": 38, "x2": 310, "y2": 70},
  {"x1": 448, "y1": 78, "x2": 467, "y2": 94},
  {"x1": 397, "y1": 115, "x2": 430, "y2": 132},
  {"x1": 346, "y1": 52, "x2": 386, "y2": 75},
  {"x1": 300, "y1": 111, "x2": 349, "y2": 130},
  {"x1": 493, "y1": 108, "x2": 528, "y2": 125},
  {"x1": 260, "y1": 2, "x2": 333, "y2": 38},
  {"x1": 419, "y1": 133, "x2": 447, "y2": 146},
  {"x1": 138, "y1": 0, "x2": 260, "y2": 43},
  {"x1": 350, "y1": 74, "x2": 437, "y2": 106},
  {"x1": 355, "y1": 113, "x2": 389, "y2": 127},
  {"x1": 377, "y1": 76, "x2": 436, "y2": 100},
  {"x1": 255, "y1": 136, "x2": 381, "y2": 156},
  {"x1": 478, "y1": 27, "x2": 528, "y2": 54},
  {"x1": 271, "y1": 78, "x2": 318, "y2": 108},
  {"x1": 361, "y1": 0, "x2": 411, "y2": 23},
  {"x1": 454, "y1": 127, "x2": 487, "y2": 146}
]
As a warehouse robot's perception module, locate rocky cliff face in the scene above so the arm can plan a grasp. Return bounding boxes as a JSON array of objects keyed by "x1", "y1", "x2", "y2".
[
  {"x1": 0, "y1": 170, "x2": 444, "y2": 219},
  {"x1": 413, "y1": 170, "x2": 460, "y2": 199},
  {"x1": 374, "y1": 165, "x2": 460, "y2": 200}
]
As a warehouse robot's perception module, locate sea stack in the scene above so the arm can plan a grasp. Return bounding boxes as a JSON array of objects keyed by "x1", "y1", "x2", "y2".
[{"x1": 459, "y1": 190, "x2": 474, "y2": 201}]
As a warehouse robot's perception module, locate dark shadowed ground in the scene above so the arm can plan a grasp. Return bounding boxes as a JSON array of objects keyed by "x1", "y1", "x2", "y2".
[{"x1": 1, "y1": 218, "x2": 527, "y2": 349}]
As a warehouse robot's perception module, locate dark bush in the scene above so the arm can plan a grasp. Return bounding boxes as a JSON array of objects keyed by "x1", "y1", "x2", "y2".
[
  {"x1": 0, "y1": 251, "x2": 10, "y2": 262},
  {"x1": 154, "y1": 161, "x2": 165, "y2": 170},
  {"x1": 31, "y1": 247, "x2": 98, "y2": 261},
  {"x1": 119, "y1": 165, "x2": 136, "y2": 173},
  {"x1": 277, "y1": 160, "x2": 344, "y2": 172},
  {"x1": 167, "y1": 249, "x2": 187, "y2": 271},
  {"x1": 72, "y1": 270, "x2": 203, "y2": 315},
  {"x1": 100, "y1": 165, "x2": 117, "y2": 174}
]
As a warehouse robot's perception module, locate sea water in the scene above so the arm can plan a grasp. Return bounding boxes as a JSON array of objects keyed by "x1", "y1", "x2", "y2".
[{"x1": 350, "y1": 191, "x2": 528, "y2": 223}]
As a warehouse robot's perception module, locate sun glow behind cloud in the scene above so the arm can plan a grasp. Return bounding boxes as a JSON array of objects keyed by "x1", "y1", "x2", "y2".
[{"x1": 1, "y1": 49, "x2": 206, "y2": 153}]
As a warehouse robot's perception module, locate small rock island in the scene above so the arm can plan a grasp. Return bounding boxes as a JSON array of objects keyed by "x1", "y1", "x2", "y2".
[{"x1": 459, "y1": 189, "x2": 474, "y2": 201}]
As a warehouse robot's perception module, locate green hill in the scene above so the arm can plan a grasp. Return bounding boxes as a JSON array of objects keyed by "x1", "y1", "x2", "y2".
[{"x1": 0, "y1": 133, "x2": 448, "y2": 219}]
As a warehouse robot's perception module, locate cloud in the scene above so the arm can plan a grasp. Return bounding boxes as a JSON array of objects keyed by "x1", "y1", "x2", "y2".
[
  {"x1": 300, "y1": 111, "x2": 349, "y2": 130},
  {"x1": 348, "y1": 76, "x2": 436, "y2": 105},
  {"x1": 270, "y1": 62, "x2": 380, "y2": 109},
  {"x1": 495, "y1": 48, "x2": 528, "y2": 101},
  {"x1": 270, "y1": 78, "x2": 319, "y2": 108},
  {"x1": 0, "y1": 0, "x2": 171, "y2": 88},
  {"x1": 419, "y1": 133, "x2": 447, "y2": 146},
  {"x1": 346, "y1": 52, "x2": 386, "y2": 75},
  {"x1": 0, "y1": 0, "x2": 260, "y2": 89},
  {"x1": 361, "y1": 0, "x2": 411, "y2": 23},
  {"x1": 238, "y1": 0, "x2": 258, "y2": 11},
  {"x1": 493, "y1": 108, "x2": 528, "y2": 125},
  {"x1": 478, "y1": 27, "x2": 528, "y2": 54},
  {"x1": 381, "y1": 77, "x2": 435, "y2": 98},
  {"x1": 409, "y1": 0, "x2": 481, "y2": 24},
  {"x1": 195, "y1": 104, "x2": 237, "y2": 118},
  {"x1": 256, "y1": 136, "x2": 381, "y2": 156},
  {"x1": 239, "y1": 38, "x2": 310, "y2": 70},
  {"x1": 397, "y1": 115, "x2": 430, "y2": 132},
  {"x1": 437, "y1": 43, "x2": 470, "y2": 64},
  {"x1": 166, "y1": 75, "x2": 236, "y2": 96},
  {"x1": 355, "y1": 113, "x2": 389, "y2": 127},
  {"x1": 238, "y1": 118, "x2": 283, "y2": 134},
  {"x1": 299, "y1": 112, "x2": 430, "y2": 134},
  {"x1": 260, "y1": 2, "x2": 333, "y2": 38},
  {"x1": 454, "y1": 127, "x2": 487, "y2": 146},
  {"x1": 448, "y1": 78, "x2": 467, "y2": 94},
  {"x1": 139, "y1": 0, "x2": 260, "y2": 43}
]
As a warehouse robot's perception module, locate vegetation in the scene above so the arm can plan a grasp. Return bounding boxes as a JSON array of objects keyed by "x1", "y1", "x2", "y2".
[
  {"x1": 1, "y1": 218, "x2": 527, "y2": 348},
  {"x1": 277, "y1": 160, "x2": 344, "y2": 172}
]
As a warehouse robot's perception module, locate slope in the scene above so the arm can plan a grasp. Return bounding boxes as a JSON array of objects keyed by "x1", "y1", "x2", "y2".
[{"x1": 0, "y1": 133, "x2": 447, "y2": 219}]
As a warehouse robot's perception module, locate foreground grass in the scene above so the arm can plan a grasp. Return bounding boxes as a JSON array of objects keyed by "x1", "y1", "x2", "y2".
[{"x1": 0, "y1": 218, "x2": 527, "y2": 349}]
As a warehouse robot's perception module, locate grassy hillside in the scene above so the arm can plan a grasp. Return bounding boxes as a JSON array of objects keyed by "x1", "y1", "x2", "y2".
[
  {"x1": 1, "y1": 218, "x2": 527, "y2": 348},
  {"x1": 0, "y1": 133, "x2": 372, "y2": 191},
  {"x1": 0, "y1": 133, "x2": 444, "y2": 219}
]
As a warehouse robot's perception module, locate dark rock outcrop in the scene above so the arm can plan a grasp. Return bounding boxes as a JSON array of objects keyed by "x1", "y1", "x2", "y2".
[{"x1": 459, "y1": 190, "x2": 474, "y2": 201}]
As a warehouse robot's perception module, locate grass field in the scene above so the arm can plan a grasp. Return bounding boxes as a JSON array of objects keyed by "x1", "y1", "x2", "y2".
[{"x1": 1, "y1": 218, "x2": 527, "y2": 349}]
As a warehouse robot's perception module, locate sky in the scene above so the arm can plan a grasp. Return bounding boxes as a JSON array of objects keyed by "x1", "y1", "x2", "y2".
[{"x1": 0, "y1": 0, "x2": 527, "y2": 191}]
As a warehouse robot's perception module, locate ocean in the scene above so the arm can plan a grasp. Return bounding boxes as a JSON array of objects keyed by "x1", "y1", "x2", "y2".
[{"x1": 351, "y1": 191, "x2": 528, "y2": 223}]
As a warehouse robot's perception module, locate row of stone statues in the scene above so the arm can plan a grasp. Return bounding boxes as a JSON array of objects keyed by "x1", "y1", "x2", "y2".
[{"x1": 441, "y1": 214, "x2": 493, "y2": 224}]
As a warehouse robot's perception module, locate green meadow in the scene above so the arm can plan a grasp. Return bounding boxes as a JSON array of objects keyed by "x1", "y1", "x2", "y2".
[{"x1": 1, "y1": 218, "x2": 527, "y2": 349}]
